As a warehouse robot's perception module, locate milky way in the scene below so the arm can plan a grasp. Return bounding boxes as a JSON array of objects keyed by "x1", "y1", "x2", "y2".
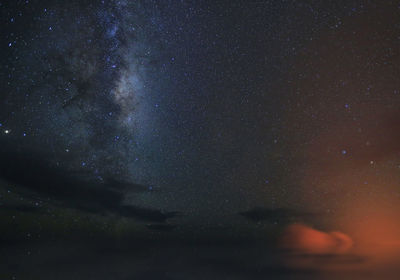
[
  {"x1": 2, "y1": 1, "x2": 170, "y2": 189},
  {"x1": 1, "y1": 1, "x2": 400, "y2": 279}
]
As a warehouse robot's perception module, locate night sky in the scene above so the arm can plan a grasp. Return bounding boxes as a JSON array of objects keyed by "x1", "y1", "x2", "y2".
[{"x1": 1, "y1": 1, "x2": 400, "y2": 279}]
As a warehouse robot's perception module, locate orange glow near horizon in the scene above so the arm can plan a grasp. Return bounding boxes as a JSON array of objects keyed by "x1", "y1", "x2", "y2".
[
  {"x1": 280, "y1": 6, "x2": 400, "y2": 273},
  {"x1": 338, "y1": 198, "x2": 400, "y2": 263}
]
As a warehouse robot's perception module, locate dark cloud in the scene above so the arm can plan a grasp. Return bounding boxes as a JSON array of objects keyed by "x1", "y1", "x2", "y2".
[
  {"x1": 0, "y1": 204, "x2": 43, "y2": 213},
  {"x1": 145, "y1": 224, "x2": 177, "y2": 231},
  {"x1": 0, "y1": 141, "x2": 174, "y2": 222},
  {"x1": 119, "y1": 206, "x2": 179, "y2": 223}
]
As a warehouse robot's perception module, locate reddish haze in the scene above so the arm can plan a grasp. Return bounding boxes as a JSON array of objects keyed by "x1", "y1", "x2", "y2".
[
  {"x1": 281, "y1": 4, "x2": 400, "y2": 272},
  {"x1": 337, "y1": 198, "x2": 400, "y2": 264}
]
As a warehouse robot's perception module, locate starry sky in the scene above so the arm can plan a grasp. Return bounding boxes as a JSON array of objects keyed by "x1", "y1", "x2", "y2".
[{"x1": 1, "y1": 0, "x2": 400, "y2": 279}]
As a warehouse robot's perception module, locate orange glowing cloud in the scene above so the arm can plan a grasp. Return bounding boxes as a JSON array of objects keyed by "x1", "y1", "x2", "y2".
[{"x1": 280, "y1": 224, "x2": 353, "y2": 255}]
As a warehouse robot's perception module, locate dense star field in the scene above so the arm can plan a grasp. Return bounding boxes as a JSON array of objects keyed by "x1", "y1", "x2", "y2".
[{"x1": 1, "y1": 1, "x2": 400, "y2": 279}]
